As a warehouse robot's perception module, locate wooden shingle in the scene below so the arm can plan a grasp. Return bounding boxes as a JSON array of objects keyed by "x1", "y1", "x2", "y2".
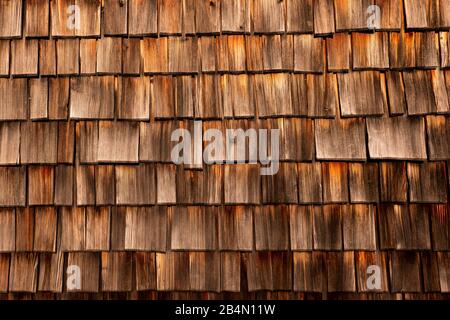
[
  {"x1": 139, "y1": 121, "x2": 177, "y2": 162},
  {"x1": 57, "y1": 121, "x2": 74, "y2": 162},
  {"x1": 427, "y1": 115, "x2": 450, "y2": 160},
  {"x1": 254, "y1": 205, "x2": 290, "y2": 250},
  {"x1": 386, "y1": 71, "x2": 407, "y2": 115},
  {"x1": 326, "y1": 33, "x2": 350, "y2": 72},
  {"x1": 219, "y1": 206, "x2": 253, "y2": 251},
  {"x1": 15, "y1": 208, "x2": 34, "y2": 252},
  {"x1": 9, "y1": 254, "x2": 38, "y2": 292},
  {"x1": 333, "y1": 0, "x2": 365, "y2": 31},
  {"x1": 408, "y1": 162, "x2": 448, "y2": 203},
  {"x1": 221, "y1": 252, "x2": 240, "y2": 292},
  {"x1": 415, "y1": 32, "x2": 439, "y2": 68},
  {"x1": 389, "y1": 31, "x2": 416, "y2": 69},
  {"x1": 122, "y1": 38, "x2": 141, "y2": 75},
  {"x1": 421, "y1": 251, "x2": 441, "y2": 292},
  {"x1": 60, "y1": 207, "x2": 85, "y2": 251},
  {"x1": 306, "y1": 74, "x2": 338, "y2": 118},
  {"x1": 404, "y1": 0, "x2": 439, "y2": 30},
  {"x1": 355, "y1": 251, "x2": 389, "y2": 292},
  {"x1": 54, "y1": 165, "x2": 73, "y2": 206},
  {"x1": 0, "y1": 0, "x2": 22, "y2": 37},
  {"x1": 128, "y1": 0, "x2": 158, "y2": 36},
  {"x1": 315, "y1": 118, "x2": 367, "y2": 160},
  {"x1": 313, "y1": 205, "x2": 342, "y2": 250},
  {"x1": 198, "y1": 74, "x2": 223, "y2": 118},
  {"x1": 0, "y1": 209, "x2": 15, "y2": 252},
  {"x1": 297, "y1": 163, "x2": 322, "y2": 204},
  {"x1": 85, "y1": 207, "x2": 110, "y2": 251},
  {"x1": 272, "y1": 118, "x2": 314, "y2": 161},
  {"x1": 189, "y1": 252, "x2": 220, "y2": 292},
  {"x1": 313, "y1": 0, "x2": 335, "y2": 36},
  {"x1": 352, "y1": 32, "x2": 389, "y2": 69},
  {"x1": 76, "y1": 121, "x2": 98, "y2": 163},
  {"x1": 103, "y1": 0, "x2": 127, "y2": 35},
  {"x1": 337, "y1": 71, "x2": 387, "y2": 116},
  {"x1": 342, "y1": 204, "x2": 377, "y2": 250},
  {"x1": 0, "y1": 253, "x2": 9, "y2": 292},
  {"x1": 168, "y1": 37, "x2": 198, "y2": 73},
  {"x1": 97, "y1": 121, "x2": 139, "y2": 163},
  {"x1": 438, "y1": 252, "x2": 450, "y2": 292},
  {"x1": 0, "y1": 168, "x2": 25, "y2": 207},
  {"x1": 159, "y1": 0, "x2": 182, "y2": 35},
  {"x1": 51, "y1": 0, "x2": 100, "y2": 37},
  {"x1": 28, "y1": 166, "x2": 55, "y2": 205},
  {"x1": 115, "y1": 164, "x2": 156, "y2": 205},
  {"x1": 170, "y1": 206, "x2": 217, "y2": 251},
  {"x1": 33, "y1": 207, "x2": 57, "y2": 252},
  {"x1": 29, "y1": 78, "x2": 48, "y2": 119},
  {"x1": 378, "y1": 204, "x2": 431, "y2": 250},
  {"x1": 290, "y1": 205, "x2": 313, "y2": 250},
  {"x1": 224, "y1": 164, "x2": 260, "y2": 204},
  {"x1": 38, "y1": 252, "x2": 63, "y2": 292},
  {"x1": 195, "y1": 0, "x2": 220, "y2": 34},
  {"x1": 156, "y1": 252, "x2": 190, "y2": 291},
  {"x1": 76, "y1": 165, "x2": 95, "y2": 205},
  {"x1": 135, "y1": 252, "x2": 157, "y2": 291},
  {"x1": 431, "y1": 204, "x2": 450, "y2": 251},
  {"x1": 380, "y1": 162, "x2": 407, "y2": 202},
  {"x1": 151, "y1": 76, "x2": 175, "y2": 119},
  {"x1": 390, "y1": 251, "x2": 421, "y2": 292},
  {"x1": 244, "y1": 252, "x2": 292, "y2": 291},
  {"x1": 176, "y1": 165, "x2": 223, "y2": 204},
  {"x1": 79, "y1": 39, "x2": 96, "y2": 74},
  {"x1": 0, "y1": 122, "x2": 20, "y2": 164},
  {"x1": 293, "y1": 252, "x2": 325, "y2": 292},
  {"x1": 221, "y1": 0, "x2": 250, "y2": 33},
  {"x1": 294, "y1": 35, "x2": 324, "y2": 73},
  {"x1": 327, "y1": 252, "x2": 356, "y2": 292},
  {"x1": 322, "y1": 162, "x2": 349, "y2": 203},
  {"x1": 20, "y1": 122, "x2": 58, "y2": 164},
  {"x1": 67, "y1": 252, "x2": 99, "y2": 292},
  {"x1": 97, "y1": 37, "x2": 122, "y2": 74},
  {"x1": 156, "y1": 164, "x2": 176, "y2": 204},
  {"x1": 95, "y1": 165, "x2": 115, "y2": 205},
  {"x1": 251, "y1": 0, "x2": 285, "y2": 33},
  {"x1": 11, "y1": 39, "x2": 38, "y2": 76},
  {"x1": 286, "y1": 0, "x2": 313, "y2": 33},
  {"x1": 217, "y1": 35, "x2": 246, "y2": 72},
  {"x1": 70, "y1": 76, "x2": 114, "y2": 119},
  {"x1": 142, "y1": 38, "x2": 168, "y2": 73},
  {"x1": 25, "y1": 0, "x2": 49, "y2": 37},
  {"x1": 0, "y1": 40, "x2": 9, "y2": 75},
  {"x1": 261, "y1": 163, "x2": 298, "y2": 204},
  {"x1": 220, "y1": 74, "x2": 254, "y2": 118},
  {"x1": 124, "y1": 207, "x2": 166, "y2": 251},
  {"x1": 0, "y1": 78, "x2": 28, "y2": 120},
  {"x1": 349, "y1": 163, "x2": 379, "y2": 203},
  {"x1": 367, "y1": 117, "x2": 427, "y2": 160},
  {"x1": 56, "y1": 39, "x2": 79, "y2": 75},
  {"x1": 39, "y1": 39, "x2": 56, "y2": 75},
  {"x1": 253, "y1": 73, "x2": 292, "y2": 117},
  {"x1": 403, "y1": 70, "x2": 449, "y2": 115},
  {"x1": 198, "y1": 37, "x2": 216, "y2": 72}
]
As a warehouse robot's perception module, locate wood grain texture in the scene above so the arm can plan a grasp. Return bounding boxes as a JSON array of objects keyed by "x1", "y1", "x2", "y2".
[
  {"x1": 124, "y1": 206, "x2": 166, "y2": 250},
  {"x1": 170, "y1": 206, "x2": 217, "y2": 250},
  {"x1": 70, "y1": 76, "x2": 114, "y2": 119},
  {"x1": 367, "y1": 117, "x2": 427, "y2": 160},
  {"x1": 0, "y1": 168, "x2": 25, "y2": 207},
  {"x1": 337, "y1": 71, "x2": 387, "y2": 116},
  {"x1": 315, "y1": 118, "x2": 367, "y2": 160}
]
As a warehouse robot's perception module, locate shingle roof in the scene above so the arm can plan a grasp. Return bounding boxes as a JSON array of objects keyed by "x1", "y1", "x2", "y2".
[{"x1": 0, "y1": 0, "x2": 449, "y2": 300}]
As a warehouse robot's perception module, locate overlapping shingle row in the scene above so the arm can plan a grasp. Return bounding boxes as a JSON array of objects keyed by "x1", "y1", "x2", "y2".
[{"x1": 0, "y1": 0, "x2": 449, "y2": 300}]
